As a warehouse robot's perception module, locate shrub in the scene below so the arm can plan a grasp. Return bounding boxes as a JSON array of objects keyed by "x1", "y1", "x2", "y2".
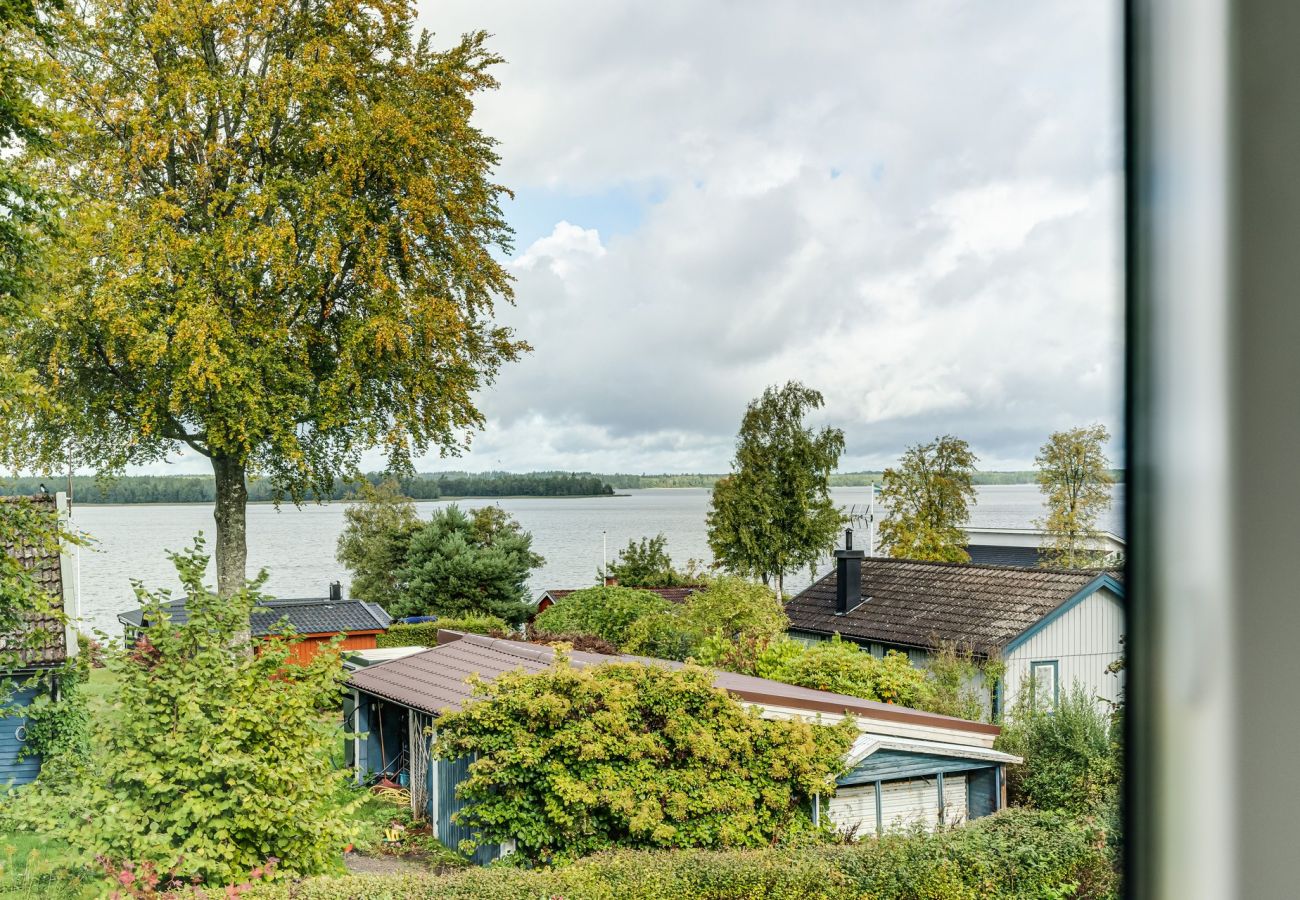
[
  {"x1": 621, "y1": 577, "x2": 789, "y2": 662},
  {"x1": 752, "y1": 636, "x2": 930, "y2": 707},
  {"x1": 433, "y1": 658, "x2": 857, "y2": 864},
  {"x1": 996, "y1": 683, "x2": 1121, "y2": 817},
  {"x1": 376, "y1": 616, "x2": 509, "y2": 648},
  {"x1": 6, "y1": 539, "x2": 358, "y2": 885},
  {"x1": 396, "y1": 506, "x2": 543, "y2": 624},
  {"x1": 242, "y1": 808, "x2": 1116, "y2": 899},
  {"x1": 533, "y1": 586, "x2": 674, "y2": 646},
  {"x1": 605, "y1": 533, "x2": 698, "y2": 588}
]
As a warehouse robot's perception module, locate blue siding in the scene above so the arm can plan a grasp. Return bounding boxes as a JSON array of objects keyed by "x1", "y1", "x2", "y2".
[
  {"x1": 966, "y1": 767, "x2": 999, "y2": 820},
  {"x1": 0, "y1": 686, "x2": 45, "y2": 787},
  {"x1": 434, "y1": 755, "x2": 499, "y2": 866},
  {"x1": 838, "y1": 749, "x2": 999, "y2": 787}
]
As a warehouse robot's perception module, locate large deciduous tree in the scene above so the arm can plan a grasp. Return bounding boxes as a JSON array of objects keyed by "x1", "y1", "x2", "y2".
[
  {"x1": 706, "y1": 382, "x2": 844, "y2": 598},
  {"x1": 877, "y1": 435, "x2": 978, "y2": 562},
  {"x1": 1035, "y1": 424, "x2": 1115, "y2": 568},
  {"x1": 0, "y1": 0, "x2": 526, "y2": 602}
]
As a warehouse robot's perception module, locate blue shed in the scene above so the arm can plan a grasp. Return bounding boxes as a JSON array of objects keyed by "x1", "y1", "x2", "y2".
[
  {"x1": 0, "y1": 493, "x2": 75, "y2": 787},
  {"x1": 346, "y1": 631, "x2": 1020, "y2": 862}
]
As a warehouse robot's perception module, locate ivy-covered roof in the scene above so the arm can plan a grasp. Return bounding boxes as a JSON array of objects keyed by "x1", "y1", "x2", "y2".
[{"x1": 0, "y1": 494, "x2": 68, "y2": 668}]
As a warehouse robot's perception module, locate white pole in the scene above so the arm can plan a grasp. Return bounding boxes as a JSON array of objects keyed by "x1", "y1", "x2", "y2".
[
  {"x1": 602, "y1": 530, "x2": 607, "y2": 582},
  {"x1": 867, "y1": 482, "x2": 876, "y2": 557}
]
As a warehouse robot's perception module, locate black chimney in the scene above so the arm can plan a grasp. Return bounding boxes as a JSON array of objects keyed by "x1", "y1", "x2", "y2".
[
  {"x1": 329, "y1": 581, "x2": 342, "y2": 602},
  {"x1": 834, "y1": 528, "x2": 865, "y2": 615}
]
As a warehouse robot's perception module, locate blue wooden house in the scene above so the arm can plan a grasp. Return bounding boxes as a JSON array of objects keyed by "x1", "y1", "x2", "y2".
[
  {"x1": 0, "y1": 493, "x2": 75, "y2": 787},
  {"x1": 346, "y1": 630, "x2": 1019, "y2": 862}
]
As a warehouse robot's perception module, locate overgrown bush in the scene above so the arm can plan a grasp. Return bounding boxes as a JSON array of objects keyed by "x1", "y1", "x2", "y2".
[
  {"x1": 433, "y1": 657, "x2": 857, "y2": 864},
  {"x1": 996, "y1": 683, "x2": 1121, "y2": 817},
  {"x1": 19, "y1": 653, "x2": 91, "y2": 760},
  {"x1": 750, "y1": 635, "x2": 930, "y2": 707},
  {"x1": 5, "y1": 539, "x2": 358, "y2": 885},
  {"x1": 532, "y1": 586, "x2": 675, "y2": 646},
  {"x1": 242, "y1": 808, "x2": 1116, "y2": 899},
  {"x1": 376, "y1": 616, "x2": 509, "y2": 648}
]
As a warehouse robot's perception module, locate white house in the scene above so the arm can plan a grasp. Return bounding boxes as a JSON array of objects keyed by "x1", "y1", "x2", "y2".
[
  {"x1": 962, "y1": 526, "x2": 1125, "y2": 568},
  {"x1": 784, "y1": 536, "x2": 1124, "y2": 717}
]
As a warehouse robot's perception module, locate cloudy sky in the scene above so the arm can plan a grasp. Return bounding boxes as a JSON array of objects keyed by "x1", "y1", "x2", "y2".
[{"x1": 151, "y1": 1, "x2": 1125, "y2": 477}]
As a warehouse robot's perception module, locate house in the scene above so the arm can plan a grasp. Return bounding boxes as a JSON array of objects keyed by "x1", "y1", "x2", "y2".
[
  {"x1": 784, "y1": 532, "x2": 1125, "y2": 716},
  {"x1": 0, "y1": 493, "x2": 77, "y2": 786},
  {"x1": 118, "y1": 584, "x2": 392, "y2": 665},
  {"x1": 962, "y1": 527, "x2": 1125, "y2": 567},
  {"x1": 534, "y1": 584, "x2": 703, "y2": 615},
  {"x1": 345, "y1": 629, "x2": 1019, "y2": 863}
]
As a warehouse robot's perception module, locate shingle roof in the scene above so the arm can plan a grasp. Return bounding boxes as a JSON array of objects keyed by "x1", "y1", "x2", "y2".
[
  {"x1": 0, "y1": 494, "x2": 68, "y2": 667},
  {"x1": 539, "y1": 586, "x2": 704, "y2": 605},
  {"x1": 118, "y1": 596, "x2": 391, "y2": 637},
  {"x1": 347, "y1": 630, "x2": 998, "y2": 735},
  {"x1": 784, "y1": 558, "x2": 1118, "y2": 657}
]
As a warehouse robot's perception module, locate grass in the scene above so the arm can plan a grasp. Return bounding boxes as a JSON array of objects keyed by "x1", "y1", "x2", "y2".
[{"x1": 343, "y1": 785, "x2": 468, "y2": 870}]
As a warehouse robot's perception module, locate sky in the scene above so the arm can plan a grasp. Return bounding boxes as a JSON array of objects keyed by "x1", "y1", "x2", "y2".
[{"x1": 148, "y1": 0, "x2": 1125, "y2": 476}]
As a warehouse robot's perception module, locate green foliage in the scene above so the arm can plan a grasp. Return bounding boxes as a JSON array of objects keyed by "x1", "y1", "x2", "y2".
[
  {"x1": 433, "y1": 659, "x2": 857, "y2": 865},
  {"x1": 996, "y1": 684, "x2": 1121, "y2": 817},
  {"x1": 375, "y1": 616, "x2": 509, "y2": 648},
  {"x1": 396, "y1": 506, "x2": 543, "y2": 624},
  {"x1": 0, "y1": 0, "x2": 526, "y2": 596},
  {"x1": 19, "y1": 652, "x2": 91, "y2": 761},
  {"x1": 624, "y1": 577, "x2": 789, "y2": 662},
  {"x1": 337, "y1": 480, "x2": 421, "y2": 606},
  {"x1": 752, "y1": 636, "x2": 930, "y2": 707},
  {"x1": 1035, "y1": 426, "x2": 1116, "y2": 569},
  {"x1": 241, "y1": 808, "x2": 1116, "y2": 900},
  {"x1": 605, "y1": 534, "x2": 696, "y2": 588},
  {"x1": 707, "y1": 382, "x2": 845, "y2": 597},
  {"x1": 921, "y1": 642, "x2": 1001, "y2": 723},
  {"x1": 6, "y1": 539, "x2": 358, "y2": 885},
  {"x1": 878, "y1": 435, "x2": 979, "y2": 562},
  {"x1": 533, "y1": 586, "x2": 675, "y2": 647}
]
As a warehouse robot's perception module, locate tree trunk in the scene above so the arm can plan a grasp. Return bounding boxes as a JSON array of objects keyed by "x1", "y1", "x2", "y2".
[
  {"x1": 774, "y1": 570, "x2": 784, "y2": 600},
  {"x1": 212, "y1": 454, "x2": 248, "y2": 594}
]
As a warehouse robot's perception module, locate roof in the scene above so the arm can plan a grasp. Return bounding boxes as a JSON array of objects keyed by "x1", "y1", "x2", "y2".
[
  {"x1": 347, "y1": 630, "x2": 998, "y2": 736},
  {"x1": 0, "y1": 494, "x2": 68, "y2": 667},
  {"x1": 784, "y1": 557, "x2": 1121, "y2": 656},
  {"x1": 539, "y1": 585, "x2": 704, "y2": 606},
  {"x1": 342, "y1": 645, "x2": 428, "y2": 671},
  {"x1": 118, "y1": 596, "x2": 391, "y2": 637}
]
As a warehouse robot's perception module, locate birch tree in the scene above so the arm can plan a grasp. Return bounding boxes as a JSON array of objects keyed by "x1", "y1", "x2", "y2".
[{"x1": 1035, "y1": 424, "x2": 1115, "y2": 568}]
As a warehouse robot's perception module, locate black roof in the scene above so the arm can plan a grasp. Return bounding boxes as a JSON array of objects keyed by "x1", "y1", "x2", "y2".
[
  {"x1": 784, "y1": 557, "x2": 1120, "y2": 657},
  {"x1": 0, "y1": 494, "x2": 68, "y2": 668},
  {"x1": 119, "y1": 595, "x2": 392, "y2": 637}
]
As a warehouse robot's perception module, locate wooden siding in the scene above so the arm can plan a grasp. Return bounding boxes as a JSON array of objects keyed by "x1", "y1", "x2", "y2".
[
  {"x1": 829, "y1": 774, "x2": 970, "y2": 835},
  {"x1": 1003, "y1": 586, "x2": 1124, "y2": 710},
  {"x1": 966, "y1": 767, "x2": 999, "y2": 820},
  {"x1": 284, "y1": 632, "x2": 380, "y2": 666},
  {"x1": 0, "y1": 685, "x2": 43, "y2": 786},
  {"x1": 433, "y1": 754, "x2": 499, "y2": 866},
  {"x1": 839, "y1": 749, "x2": 1000, "y2": 786},
  {"x1": 827, "y1": 783, "x2": 877, "y2": 837}
]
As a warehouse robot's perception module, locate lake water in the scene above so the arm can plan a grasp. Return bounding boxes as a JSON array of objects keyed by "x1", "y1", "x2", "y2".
[{"x1": 65, "y1": 484, "x2": 1124, "y2": 639}]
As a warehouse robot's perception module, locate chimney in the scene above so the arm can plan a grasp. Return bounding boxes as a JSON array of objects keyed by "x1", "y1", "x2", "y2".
[
  {"x1": 834, "y1": 528, "x2": 865, "y2": 615},
  {"x1": 604, "y1": 575, "x2": 619, "y2": 587},
  {"x1": 329, "y1": 581, "x2": 342, "y2": 602}
]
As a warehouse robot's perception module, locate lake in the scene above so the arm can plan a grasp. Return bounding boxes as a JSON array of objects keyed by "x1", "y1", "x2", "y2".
[{"x1": 66, "y1": 484, "x2": 1124, "y2": 639}]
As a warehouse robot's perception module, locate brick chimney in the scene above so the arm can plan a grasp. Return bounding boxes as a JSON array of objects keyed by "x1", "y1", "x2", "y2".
[
  {"x1": 604, "y1": 575, "x2": 619, "y2": 587},
  {"x1": 834, "y1": 528, "x2": 865, "y2": 615}
]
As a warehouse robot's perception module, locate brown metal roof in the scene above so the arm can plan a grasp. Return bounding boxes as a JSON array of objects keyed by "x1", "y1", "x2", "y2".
[
  {"x1": 784, "y1": 557, "x2": 1117, "y2": 656},
  {"x1": 347, "y1": 630, "x2": 997, "y2": 735},
  {"x1": 0, "y1": 494, "x2": 68, "y2": 667}
]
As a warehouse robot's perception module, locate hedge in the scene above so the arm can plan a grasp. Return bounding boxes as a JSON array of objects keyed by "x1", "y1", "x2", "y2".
[
  {"x1": 376, "y1": 617, "x2": 508, "y2": 648},
  {"x1": 243, "y1": 808, "x2": 1117, "y2": 899}
]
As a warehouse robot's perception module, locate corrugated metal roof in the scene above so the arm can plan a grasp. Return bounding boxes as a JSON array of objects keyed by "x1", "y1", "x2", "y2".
[
  {"x1": 784, "y1": 557, "x2": 1115, "y2": 656},
  {"x1": 347, "y1": 631, "x2": 997, "y2": 735},
  {"x1": 119, "y1": 596, "x2": 391, "y2": 637},
  {"x1": 0, "y1": 494, "x2": 67, "y2": 667}
]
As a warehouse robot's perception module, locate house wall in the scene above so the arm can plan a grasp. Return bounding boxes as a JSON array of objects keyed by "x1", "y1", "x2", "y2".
[
  {"x1": 0, "y1": 683, "x2": 47, "y2": 787},
  {"x1": 1002, "y1": 586, "x2": 1125, "y2": 712},
  {"x1": 828, "y1": 774, "x2": 970, "y2": 835},
  {"x1": 285, "y1": 632, "x2": 380, "y2": 666}
]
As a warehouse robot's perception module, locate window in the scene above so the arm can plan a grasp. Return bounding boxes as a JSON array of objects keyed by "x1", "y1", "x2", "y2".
[{"x1": 1030, "y1": 660, "x2": 1059, "y2": 712}]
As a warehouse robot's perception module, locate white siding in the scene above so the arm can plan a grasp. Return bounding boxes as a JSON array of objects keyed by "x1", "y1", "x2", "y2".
[
  {"x1": 827, "y1": 783, "x2": 876, "y2": 837},
  {"x1": 1002, "y1": 586, "x2": 1124, "y2": 712},
  {"x1": 828, "y1": 775, "x2": 969, "y2": 835}
]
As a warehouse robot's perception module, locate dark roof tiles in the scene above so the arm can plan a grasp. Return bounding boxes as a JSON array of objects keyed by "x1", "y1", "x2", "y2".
[
  {"x1": 119, "y1": 596, "x2": 391, "y2": 637},
  {"x1": 0, "y1": 494, "x2": 68, "y2": 667},
  {"x1": 784, "y1": 557, "x2": 1117, "y2": 656}
]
